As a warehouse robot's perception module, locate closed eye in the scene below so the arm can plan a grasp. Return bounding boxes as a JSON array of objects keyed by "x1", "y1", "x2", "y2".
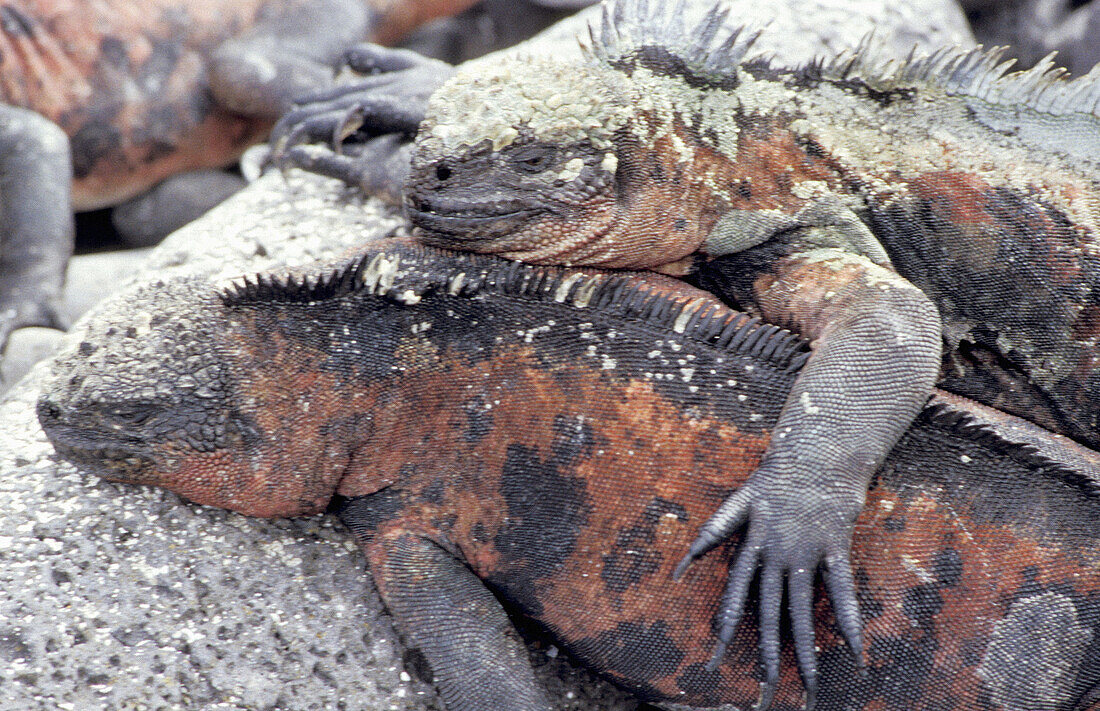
[
  {"x1": 511, "y1": 146, "x2": 556, "y2": 173},
  {"x1": 106, "y1": 404, "x2": 159, "y2": 426}
]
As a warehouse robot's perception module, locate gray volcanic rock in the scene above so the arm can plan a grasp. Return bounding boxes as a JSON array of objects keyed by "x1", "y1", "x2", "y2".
[{"x1": 0, "y1": 1, "x2": 974, "y2": 708}]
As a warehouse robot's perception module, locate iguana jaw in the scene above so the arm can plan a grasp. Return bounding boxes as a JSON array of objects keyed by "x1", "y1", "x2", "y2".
[
  {"x1": 405, "y1": 195, "x2": 547, "y2": 240},
  {"x1": 33, "y1": 409, "x2": 159, "y2": 484}
]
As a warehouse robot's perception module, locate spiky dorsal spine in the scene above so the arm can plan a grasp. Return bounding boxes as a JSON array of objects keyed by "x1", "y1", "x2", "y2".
[
  {"x1": 588, "y1": 0, "x2": 1100, "y2": 122},
  {"x1": 821, "y1": 40, "x2": 1100, "y2": 118},
  {"x1": 584, "y1": 0, "x2": 760, "y2": 86}
]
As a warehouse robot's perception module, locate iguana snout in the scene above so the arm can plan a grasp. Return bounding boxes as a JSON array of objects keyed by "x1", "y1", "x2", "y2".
[{"x1": 36, "y1": 277, "x2": 345, "y2": 517}]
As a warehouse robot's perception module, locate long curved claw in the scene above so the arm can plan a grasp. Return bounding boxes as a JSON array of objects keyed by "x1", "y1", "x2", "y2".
[
  {"x1": 757, "y1": 566, "x2": 782, "y2": 710},
  {"x1": 825, "y1": 547, "x2": 864, "y2": 670},
  {"x1": 788, "y1": 567, "x2": 818, "y2": 710},
  {"x1": 281, "y1": 137, "x2": 413, "y2": 203},
  {"x1": 682, "y1": 463, "x2": 865, "y2": 709},
  {"x1": 271, "y1": 109, "x2": 357, "y2": 170},
  {"x1": 705, "y1": 522, "x2": 763, "y2": 671},
  {"x1": 673, "y1": 487, "x2": 752, "y2": 580}
]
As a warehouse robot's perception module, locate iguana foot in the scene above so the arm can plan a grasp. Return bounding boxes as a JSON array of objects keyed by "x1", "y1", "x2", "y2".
[
  {"x1": 269, "y1": 44, "x2": 453, "y2": 201},
  {"x1": 674, "y1": 463, "x2": 865, "y2": 711}
]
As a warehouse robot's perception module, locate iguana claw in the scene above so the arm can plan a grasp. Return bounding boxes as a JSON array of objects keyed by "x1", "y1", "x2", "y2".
[
  {"x1": 678, "y1": 466, "x2": 864, "y2": 710},
  {"x1": 269, "y1": 43, "x2": 453, "y2": 200}
]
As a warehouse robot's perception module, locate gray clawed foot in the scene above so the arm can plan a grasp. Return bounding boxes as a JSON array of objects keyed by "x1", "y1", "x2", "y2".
[
  {"x1": 675, "y1": 467, "x2": 864, "y2": 710},
  {"x1": 268, "y1": 43, "x2": 454, "y2": 199}
]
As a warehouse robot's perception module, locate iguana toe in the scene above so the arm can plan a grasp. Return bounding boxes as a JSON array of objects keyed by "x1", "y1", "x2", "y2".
[
  {"x1": 689, "y1": 468, "x2": 863, "y2": 707},
  {"x1": 270, "y1": 43, "x2": 453, "y2": 185}
]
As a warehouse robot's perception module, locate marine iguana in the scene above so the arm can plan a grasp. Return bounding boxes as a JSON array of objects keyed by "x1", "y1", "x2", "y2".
[
  {"x1": 37, "y1": 241, "x2": 1100, "y2": 710},
  {"x1": 267, "y1": 0, "x2": 1100, "y2": 685}
]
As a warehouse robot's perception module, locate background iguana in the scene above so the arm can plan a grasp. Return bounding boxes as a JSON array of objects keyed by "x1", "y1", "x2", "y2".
[
  {"x1": 269, "y1": 0, "x2": 1100, "y2": 685},
  {"x1": 38, "y1": 241, "x2": 1100, "y2": 710}
]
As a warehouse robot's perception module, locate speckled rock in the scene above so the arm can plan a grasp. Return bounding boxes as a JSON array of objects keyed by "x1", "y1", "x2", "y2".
[{"x1": 0, "y1": 2, "x2": 976, "y2": 708}]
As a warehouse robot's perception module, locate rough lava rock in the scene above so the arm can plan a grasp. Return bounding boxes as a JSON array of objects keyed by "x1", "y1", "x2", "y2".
[{"x1": 0, "y1": 1, "x2": 974, "y2": 708}]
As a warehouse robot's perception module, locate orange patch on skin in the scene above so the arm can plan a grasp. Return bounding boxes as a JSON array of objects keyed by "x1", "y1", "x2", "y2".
[
  {"x1": 0, "y1": 0, "x2": 272, "y2": 208},
  {"x1": 908, "y1": 171, "x2": 998, "y2": 230},
  {"x1": 156, "y1": 310, "x2": 378, "y2": 517},
  {"x1": 365, "y1": 348, "x2": 777, "y2": 705},
  {"x1": 493, "y1": 113, "x2": 849, "y2": 271},
  {"x1": 367, "y1": 0, "x2": 480, "y2": 45},
  {"x1": 723, "y1": 120, "x2": 845, "y2": 212},
  {"x1": 328, "y1": 300, "x2": 1100, "y2": 706},
  {"x1": 751, "y1": 252, "x2": 914, "y2": 340}
]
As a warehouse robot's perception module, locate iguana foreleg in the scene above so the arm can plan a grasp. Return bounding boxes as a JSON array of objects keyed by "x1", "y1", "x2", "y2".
[
  {"x1": 679, "y1": 243, "x2": 942, "y2": 707},
  {"x1": 342, "y1": 501, "x2": 554, "y2": 711}
]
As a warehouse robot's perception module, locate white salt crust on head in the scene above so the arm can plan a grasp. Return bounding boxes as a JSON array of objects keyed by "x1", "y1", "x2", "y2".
[{"x1": 419, "y1": 55, "x2": 635, "y2": 155}]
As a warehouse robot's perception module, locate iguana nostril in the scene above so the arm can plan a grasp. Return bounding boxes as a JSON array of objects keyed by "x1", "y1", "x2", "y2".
[
  {"x1": 435, "y1": 164, "x2": 451, "y2": 182},
  {"x1": 36, "y1": 397, "x2": 61, "y2": 423}
]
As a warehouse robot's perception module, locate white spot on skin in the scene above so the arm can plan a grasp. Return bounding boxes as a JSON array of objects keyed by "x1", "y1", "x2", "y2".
[
  {"x1": 557, "y1": 157, "x2": 585, "y2": 182},
  {"x1": 800, "y1": 391, "x2": 821, "y2": 415},
  {"x1": 554, "y1": 273, "x2": 585, "y2": 302},
  {"x1": 900, "y1": 554, "x2": 935, "y2": 584},
  {"x1": 680, "y1": 368, "x2": 694, "y2": 382},
  {"x1": 362, "y1": 252, "x2": 400, "y2": 294}
]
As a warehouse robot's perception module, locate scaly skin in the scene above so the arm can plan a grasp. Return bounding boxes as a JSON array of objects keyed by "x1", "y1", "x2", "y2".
[
  {"x1": 269, "y1": 0, "x2": 1100, "y2": 691},
  {"x1": 37, "y1": 241, "x2": 1100, "y2": 710}
]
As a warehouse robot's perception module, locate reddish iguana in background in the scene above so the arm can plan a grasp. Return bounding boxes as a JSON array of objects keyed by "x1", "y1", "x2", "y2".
[
  {"x1": 269, "y1": 0, "x2": 1100, "y2": 688},
  {"x1": 0, "y1": 0, "x2": 382, "y2": 345},
  {"x1": 37, "y1": 242, "x2": 1100, "y2": 710}
]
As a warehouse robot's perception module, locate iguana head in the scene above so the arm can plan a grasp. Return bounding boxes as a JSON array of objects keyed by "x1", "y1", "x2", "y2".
[
  {"x1": 404, "y1": 55, "x2": 709, "y2": 270},
  {"x1": 36, "y1": 277, "x2": 348, "y2": 517}
]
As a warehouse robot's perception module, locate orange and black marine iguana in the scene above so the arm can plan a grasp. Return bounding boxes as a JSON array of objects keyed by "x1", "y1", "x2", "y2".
[
  {"x1": 37, "y1": 241, "x2": 1100, "y2": 710},
  {"x1": 270, "y1": 0, "x2": 1100, "y2": 690}
]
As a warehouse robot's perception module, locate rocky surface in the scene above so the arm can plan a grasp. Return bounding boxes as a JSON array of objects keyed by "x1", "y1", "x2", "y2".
[{"x1": 0, "y1": 2, "x2": 974, "y2": 709}]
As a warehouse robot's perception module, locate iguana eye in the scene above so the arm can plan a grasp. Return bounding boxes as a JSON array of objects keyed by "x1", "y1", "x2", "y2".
[
  {"x1": 511, "y1": 146, "x2": 556, "y2": 173},
  {"x1": 106, "y1": 404, "x2": 158, "y2": 426}
]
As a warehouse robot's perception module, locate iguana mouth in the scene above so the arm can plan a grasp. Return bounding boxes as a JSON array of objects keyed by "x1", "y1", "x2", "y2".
[
  {"x1": 44, "y1": 437, "x2": 156, "y2": 482},
  {"x1": 405, "y1": 196, "x2": 545, "y2": 239},
  {"x1": 37, "y1": 405, "x2": 157, "y2": 480}
]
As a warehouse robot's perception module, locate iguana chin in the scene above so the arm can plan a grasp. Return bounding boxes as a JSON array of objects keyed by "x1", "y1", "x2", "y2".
[
  {"x1": 37, "y1": 241, "x2": 1100, "y2": 710},
  {"x1": 272, "y1": 0, "x2": 1100, "y2": 689}
]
